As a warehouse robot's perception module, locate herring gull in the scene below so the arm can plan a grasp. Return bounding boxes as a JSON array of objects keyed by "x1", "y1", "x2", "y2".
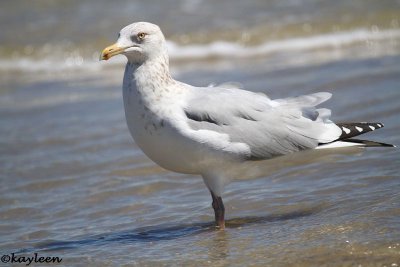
[{"x1": 100, "y1": 22, "x2": 394, "y2": 229}]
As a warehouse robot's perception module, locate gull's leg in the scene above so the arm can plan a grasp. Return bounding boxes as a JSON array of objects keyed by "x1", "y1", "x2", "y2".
[{"x1": 210, "y1": 190, "x2": 225, "y2": 229}]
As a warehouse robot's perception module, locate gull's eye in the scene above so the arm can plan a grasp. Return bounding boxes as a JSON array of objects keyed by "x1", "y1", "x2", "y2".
[{"x1": 137, "y1": 32, "x2": 147, "y2": 41}]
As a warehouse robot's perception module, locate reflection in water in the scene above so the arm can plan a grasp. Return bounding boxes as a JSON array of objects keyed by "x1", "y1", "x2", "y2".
[
  {"x1": 27, "y1": 208, "x2": 318, "y2": 253},
  {"x1": 209, "y1": 230, "x2": 230, "y2": 262}
]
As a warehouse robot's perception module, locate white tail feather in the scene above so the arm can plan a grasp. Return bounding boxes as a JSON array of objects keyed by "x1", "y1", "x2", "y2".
[{"x1": 316, "y1": 141, "x2": 364, "y2": 149}]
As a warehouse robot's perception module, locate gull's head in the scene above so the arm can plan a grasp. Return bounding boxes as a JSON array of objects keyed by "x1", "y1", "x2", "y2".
[{"x1": 100, "y1": 22, "x2": 166, "y2": 63}]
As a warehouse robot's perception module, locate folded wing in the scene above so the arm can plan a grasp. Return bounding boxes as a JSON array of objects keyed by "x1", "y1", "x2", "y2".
[{"x1": 183, "y1": 87, "x2": 341, "y2": 160}]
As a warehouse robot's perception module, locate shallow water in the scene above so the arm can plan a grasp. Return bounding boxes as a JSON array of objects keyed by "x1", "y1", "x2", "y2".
[{"x1": 1, "y1": 1, "x2": 400, "y2": 266}]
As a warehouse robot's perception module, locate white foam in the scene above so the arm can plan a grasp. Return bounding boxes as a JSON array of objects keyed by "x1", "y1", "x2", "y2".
[
  {"x1": 167, "y1": 28, "x2": 400, "y2": 60},
  {"x1": 0, "y1": 28, "x2": 399, "y2": 73},
  {"x1": 0, "y1": 56, "x2": 104, "y2": 73}
]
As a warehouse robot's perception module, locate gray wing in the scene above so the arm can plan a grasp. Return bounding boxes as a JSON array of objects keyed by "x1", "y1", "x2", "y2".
[{"x1": 183, "y1": 86, "x2": 341, "y2": 160}]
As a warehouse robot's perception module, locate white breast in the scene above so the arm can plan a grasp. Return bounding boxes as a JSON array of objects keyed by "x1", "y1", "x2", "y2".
[{"x1": 122, "y1": 77, "x2": 203, "y2": 174}]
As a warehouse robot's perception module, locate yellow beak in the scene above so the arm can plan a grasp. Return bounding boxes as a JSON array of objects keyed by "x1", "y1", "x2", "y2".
[{"x1": 100, "y1": 43, "x2": 126, "y2": 60}]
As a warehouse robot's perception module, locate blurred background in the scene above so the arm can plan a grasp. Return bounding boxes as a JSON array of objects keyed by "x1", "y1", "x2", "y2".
[
  {"x1": 1, "y1": 0, "x2": 399, "y2": 266},
  {"x1": 1, "y1": 0, "x2": 399, "y2": 73}
]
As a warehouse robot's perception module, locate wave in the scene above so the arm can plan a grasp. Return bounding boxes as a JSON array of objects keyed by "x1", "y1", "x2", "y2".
[
  {"x1": 1, "y1": 28, "x2": 399, "y2": 73},
  {"x1": 167, "y1": 28, "x2": 400, "y2": 60}
]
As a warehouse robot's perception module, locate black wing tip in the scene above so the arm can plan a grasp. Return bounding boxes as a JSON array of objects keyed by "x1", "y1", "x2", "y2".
[
  {"x1": 342, "y1": 138, "x2": 396, "y2": 148},
  {"x1": 336, "y1": 122, "x2": 385, "y2": 140}
]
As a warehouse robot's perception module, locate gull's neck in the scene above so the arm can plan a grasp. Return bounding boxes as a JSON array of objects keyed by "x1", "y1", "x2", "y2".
[{"x1": 126, "y1": 52, "x2": 174, "y2": 96}]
